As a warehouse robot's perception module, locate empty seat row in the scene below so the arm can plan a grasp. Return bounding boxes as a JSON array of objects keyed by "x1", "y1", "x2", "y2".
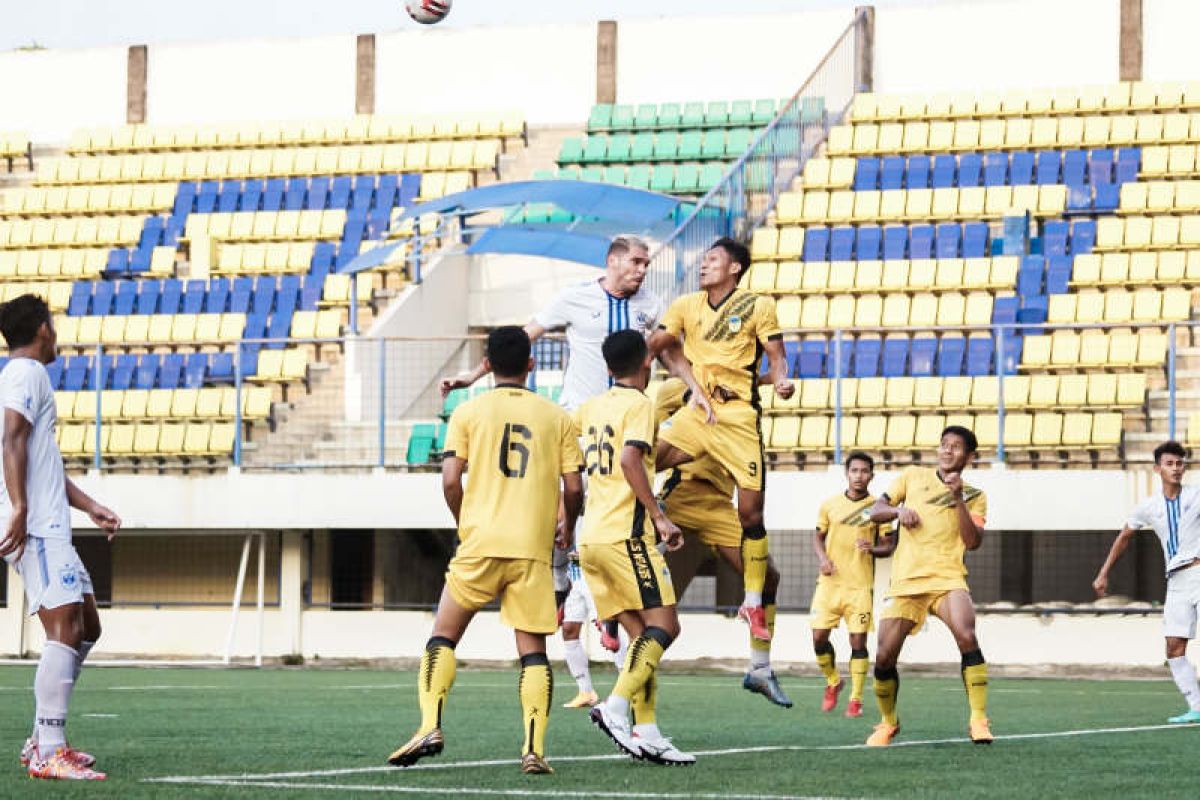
[
  {"x1": 183, "y1": 209, "x2": 347, "y2": 243},
  {"x1": 1094, "y1": 215, "x2": 1200, "y2": 251},
  {"x1": 37, "y1": 143, "x2": 494, "y2": 186},
  {"x1": 70, "y1": 275, "x2": 304, "y2": 316},
  {"x1": 214, "y1": 241, "x2": 317, "y2": 275},
  {"x1": 759, "y1": 373, "x2": 1146, "y2": 413},
  {"x1": 775, "y1": 291, "x2": 995, "y2": 330},
  {"x1": 52, "y1": 351, "x2": 248, "y2": 391},
  {"x1": 0, "y1": 216, "x2": 147, "y2": 249},
  {"x1": 849, "y1": 84, "x2": 1200, "y2": 122},
  {"x1": 58, "y1": 421, "x2": 236, "y2": 459},
  {"x1": 56, "y1": 386, "x2": 272, "y2": 423},
  {"x1": 558, "y1": 129, "x2": 755, "y2": 166},
  {"x1": 588, "y1": 99, "x2": 782, "y2": 132},
  {"x1": 56, "y1": 313, "x2": 247, "y2": 347},
  {"x1": 1139, "y1": 145, "x2": 1200, "y2": 178},
  {"x1": 1045, "y1": 287, "x2": 1191, "y2": 325},
  {"x1": 177, "y1": 174, "x2": 421, "y2": 217},
  {"x1": 827, "y1": 114, "x2": 1200, "y2": 157},
  {"x1": 70, "y1": 114, "x2": 522, "y2": 155},
  {"x1": 775, "y1": 185, "x2": 1068, "y2": 225},
  {"x1": 747, "y1": 257, "x2": 1019, "y2": 296},
  {"x1": 0, "y1": 281, "x2": 72, "y2": 311},
  {"x1": 850, "y1": 149, "x2": 1139, "y2": 192},
  {"x1": 543, "y1": 163, "x2": 728, "y2": 195},
  {"x1": 1, "y1": 183, "x2": 177, "y2": 217},
  {"x1": 774, "y1": 333, "x2": 1013, "y2": 379},
  {"x1": 751, "y1": 222, "x2": 997, "y2": 262},
  {"x1": 1071, "y1": 250, "x2": 1200, "y2": 288},
  {"x1": 763, "y1": 411, "x2": 1124, "y2": 453},
  {"x1": 1, "y1": 131, "x2": 30, "y2": 161},
  {"x1": 0, "y1": 248, "x2": 111, "y2": 280},
  {"x1": 1021, "y1": 329, "x2": 1169, "y2": 369},
  {"x1": 1118, "y1": 179, "x2": 1200, "y2": 214}
]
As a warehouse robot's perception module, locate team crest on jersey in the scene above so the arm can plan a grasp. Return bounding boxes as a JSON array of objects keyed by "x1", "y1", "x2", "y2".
[
  {"x1": 635, "y1": 311, "x2": 650, "y2": 330},
  {"x1": 929, "y1": 485, "x2": 983, "y2": 508},
  {"x1": 840, "y1": 506, "x2": 875, "y2": 527},
  {"x1": 727, "y1": 315, "x2": 743, "y2": 333},
  {"x1": 704, "y1": 293, "x2": 758, "y2": 341},
  {"x1": 59, "y1": 567, "x2": 78, "y2": 590}
]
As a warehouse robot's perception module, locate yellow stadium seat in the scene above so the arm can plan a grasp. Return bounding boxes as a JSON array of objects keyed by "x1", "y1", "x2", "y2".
[
  {"x1": 970, "y1": 376, "x2": 998, "y2": 409},
  {"x1": 828, "y1": 158, "x2": 856, "y2": 188},
  {"x1": 1049, "y1": 331, "x2": 1080, "y2": 366},
  {"x1": 850, "y1": 124, "x2": 878, "y2": 155},
  {"x1": 801, "y1": 159, "x2": 830, "y2": 188},
  {"x1": 852, "y1": 190, "x2": 881, "y2": 222},
  {"x1": 829, "y1": 415, "x2": 858, "y2": 450},
  {"x1": 1086, "y1": 373, "x2": 1117, "y2": 407},
  {"x1": 901, "y1": 121, "x2": 928, "y2": 153},
  {"x1": 855, "y1": 375, "x2": 885, "y2": 409},
  {"x1": 827, "y1": 190, "x2": 855, "y2": 224},
  {"x1": 801, "y1": 261, "x2": 830, "y2": 294},
  {"x1": 1031, "y1": 412, "x2": 1063, "y2": 447},
  {"x1": 1021, "y1": 334, "x2": 1051, "y2": 369},
  {"x1": 182, "y1": 422, "x2": 212, "y2": 456},
  {"x1": 884, "y1": 415, "x2": 916, "y2": 449},
  {"x1": 776, "y1": 227, "x2": 804, "y2": 259},
  {"x1": 59, "y1": 425, "x2": 86, "y2": 457},
  {"x1": 1058, "y1": 374, "x2": 1087, "y2": 407},
  {"x1": 853, "y1": 293, "x2": 881, "y2": 327},
  {"x1": 1099, "y1": 253, "x2": 1130, "y2": 285},
  {"x1": 799, "y1": 295, "x2": 827, "y2": 329},
  {"x1": 1078, "y1": 330, "x2": 1110, "y2": 366},
  {"x1": 100, "y1": 315, "x2": 126, "y2": 345},
  {"x1": 799, "y1": 191, "x2": 828, "y2": 224},
  {"x1": 857, "y1": 416, "x2": 886, "y2": 449},
  {"x1": 1137, "y1": 330, "x2": 1168, "y2": 366},
  {"x1": 751, "y1": 227, "x2": 778, "y2": 260},
  {"x1": 909, "y1": 293, "x2": 937, "y2": 327},
  {"x1": 828, "y1": 264, "x2": 855, "y2": 294},
  {"x1": 1152, "y1": 216, "x2": 1181, "y2": 248},
  {"x1": 827, "y1": 294, "x2": 855, "y2": 328},
  {"x1": 1161, "y1": 287, "x2": 1191, "y2": 321},
  {"x1": 936, "y1": 292, "x2": 965, "y2": 326},
  {"x1": 281, "y1": 349, "x2": 308, "y2": 381},
  {"x1": 1080, "y1": 290, "x2": 1109, "y2": 323},
  {"x1": 775, "y1": 261, "x2": 802, "y2": 292},
  {"x1": 775, "y1": 296, "x2": 800, "y2": 328},
  {"x1": 825, "y1": 126, "x2": 852, "y2": 156},
  {"x1": 1091, "y1": 413, "x2": 1124, "y2": 448},
  {"x1": 799, "y1": 378, "x2": 830, "y2": 411},
  {"x1": 912, "y1": 376, "x2": 943, "y2": 408},
  {"x1": 195, "y1": 314, "x2": 221, "y2": 342},
  {"x1": 928, "y1": 121, "x2": 953, "y2": 151},
  {"x1": 769, "y1": 416, "x2": 799, "y2": 449},
  {"x1": 1116, "y1": 372, "x2": 1146, "y2": 407},
  {"x1": 798, "y1": 416, "x2": 829, "y2": 450},
  {"x1": 170, "y1": 314, "x2": 198, "y2": 344},
  {"x1": 171, "y1": 389, "x2": 199, "y2": 418},
  {"x1": 748, "y1": 261, "x2": 777, "y2": 292},
  {"x1": 942, "y1": 376, "x2": 972, "y2": 408},
  {"x1": 885, "y1": 376, "x2": 915, "y2": 408}
]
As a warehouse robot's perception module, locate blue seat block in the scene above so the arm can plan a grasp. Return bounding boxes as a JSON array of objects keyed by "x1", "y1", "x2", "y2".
[
  {"x1": 882, "y1": 225, "x2": 907, "y2": 259},
  {"x1": 909, "y1": 224, "x2": 934, "y2": 260},
  {"x1": 881, "y1": 337, "x2": 909, "y2": 377},
  {"x1": 1010, "y1": 151, "x2": 1035, "y2": 184},
  {"x1": 931, "y1": 154, "x2": 956, "y2": 189},
  {"x1": 879, "y1": 156, "x2": 905, "y2": 191},
  {"x1": 962, "y1": 221, "x2": 989, "y2": 258},
  {"x1": 909, "y1": 337, "x2": 937, "y2": 377},
  {"x1": 829, "y1": 226, "x2": 855, "y2": 261},
  {"x1": 856, "y1": 225, "x2": 882, "y2": 260},
  {"x1": 934, "y1": 222, "x2": 961, "y2": 259},
  {"x1": 965, "y1": 337, "x2": 995, "y2": 377},
  {"x1": 852, "y1": 338, "x2": 881, "y2": 378},
  {"x1": 958, "y1": 153, "x2": 982, "y2": 188},
  {"x1": 802, "y1": 227, "x2": 830, "y2": 261},
  {"x1": 906, "y1": 155, "x2": 931, "y2": 190},
  {"x1": 937, "y1": 336, "x2": 966, "y2": 377}
]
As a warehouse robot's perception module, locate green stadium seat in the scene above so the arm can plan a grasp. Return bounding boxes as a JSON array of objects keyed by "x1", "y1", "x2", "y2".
[
  {"x1": 605, "y1": 133, "x2": 631, "y2": 163},
  {"x1": 701, "y1": 129, "x2": 727, "y2": 160},
  {"x1": 699, "y1": 163, "x2": 725, "y2": 191},
  {"x1": 602, "y1": 166, "x2": 627, "y2": 185},
  {"x1": 634, "y1": 104, "x2": 658, "y2": 129},
  {"x1": 730, "y1": 100, "x2": 754, "y2": 126},
  {"x1": 682, "y1": 102, "x2": 706, "y2": 128},
  {"x1": 678, "y1": 131, "x2": 704, "y2": 161},
  {"x1": 706, "y1": 101, "x2": 730, "y2": 126},
  {"x1": 627, "y1": 165, "x2": 652, "y2": 190},
  {"x1": 580, "y1": 166, "x2": 604, "y2": 182},
  {"x1": 726, "y1": 128, "x2": 754, "y2": 158},
  {"x1": 531, "y1": 169, "x2": 556, "y2": 181},
  {"x1": 442, "y1": 389, "x2": 468, "y2": 418},
  {"x1": 557, "y1": 166, "x2": 581, "y2": 180},
  {"x1": 650, "y1": 166, "x2": 676, "y2": 193},
  {"x1": 675, "y1": 164, "x2": 701, "y2": 194},
  {"x1": 801, "y1": 97, "x2": 826, "y2": 125},
  {"x1": 588, "y1": 104, "x2": 613, "y2": 132},
  {"x1": 753, "y1": 98, "x2": 777, "y2": 125},
  {"x1": 582, "y1": 136, "x2": 608, "y2": 164},
  {"x1": 653, "y1": 132, "x2": 680, "y2": 161},
  {"x1": 631, "y1": 132, "x2": 655, "y2": 162},
  {"x1": 610, "y1": 104, "x2": 635, "y2": 131},
  {"x1": 558, "y1": 137, "x2": 585, "y2": 165},
  {"x1": 658, "y1": 103, "x2": 682, "y2": 128},
  {"x1": 406, "y1": 423, "x2": 438, "y2": 465}
]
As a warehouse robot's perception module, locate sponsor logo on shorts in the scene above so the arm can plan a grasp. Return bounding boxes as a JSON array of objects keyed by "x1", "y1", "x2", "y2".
[{"x1": 59, "y1": 567, "x2": 78, "y2": 590}]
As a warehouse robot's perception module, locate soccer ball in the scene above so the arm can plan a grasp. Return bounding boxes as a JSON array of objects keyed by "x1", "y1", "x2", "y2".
[{"x1": 405, "y1": 0, "x2": 451, "y2": 25}]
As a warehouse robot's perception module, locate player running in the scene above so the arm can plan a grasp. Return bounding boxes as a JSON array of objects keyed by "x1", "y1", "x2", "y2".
[
  {"x1": 0, "y1": 294, "x2": 121, "y2": 781},
  {"x1": 1093, "y1": 440, "x2": 1200, "y2": 724},
  {"x1": 865, "y1": 426, "x2": 992, "y2": 747},
  {"x1": 652, "y1": 377, "x2": 791, "y2": 707},
  {"x1": 650, "y1": 237, "x2": 794, "y2": 642},
  {"x1": 581, "y1": 331, "x2": 694, "y2": 766},
  {"x1": 811, "y1": 452, "x2": 891, "y2": 718},
  {"x1": 388, "y1": 327, "x2": 584, "y2": 775}
]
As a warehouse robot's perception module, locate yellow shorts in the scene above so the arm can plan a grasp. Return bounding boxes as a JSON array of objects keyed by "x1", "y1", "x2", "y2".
[
  {"x1": 579, "y1": 536, "x2": 677, "y2": 621},
  {"x1": 659, "y1": 400, "x2": 764, "y2": 492},
  {"x1": 444, "y1": 555, "x2": 557, "y2": 634},
  {"x1": 810, "y1": 583, "x2": 874, "y2": 634},
  {"x1": 881, "y1": 590, "x2": 958, "y2": 630},
  {"x1": 660, "y1": 476, "x2": 741, "y2": 549}
]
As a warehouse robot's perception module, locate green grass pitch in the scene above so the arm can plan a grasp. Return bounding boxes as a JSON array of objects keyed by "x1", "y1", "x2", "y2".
[{"x1": 0, "y1": 665, "x2": 1194, "y2": 798}]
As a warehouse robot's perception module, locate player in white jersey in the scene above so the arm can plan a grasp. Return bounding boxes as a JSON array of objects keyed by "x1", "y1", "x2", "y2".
[
  {"x1": 1093, "y1": 440, "x2": 1200, "y2": 724},
  {"x1": 440, "y1": 236, "x2": 712, "y2": 707},
  {"x1": 0, "y1": 295, "x2": 121, "y2": 781}
]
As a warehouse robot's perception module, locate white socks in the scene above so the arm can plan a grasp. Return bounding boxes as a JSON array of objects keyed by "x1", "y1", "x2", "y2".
[
  {"x1": 606, "y1": 694, "x2": 630, "y2": 718},
  {"x1": 33, "y1": 639, "x2": 94, "y2": 742},
  {"x1": 34, "y1": 641, "x2": 79, "y2": 756},
  {"x1": 1168, "y1": 656, "x2": 1200, "y2": 712},
  {"x1": 563, "y1": 638, "x2": 593, "y2": 693},
  {"x1": 743, "y1": 590, "x2": 763, "y2": 606},
  {"x1": 749, "y1": 648, "x2": 771, "y2": 671},
  {"x1": 613, "y1": 628, "x2": 629, "y2": 671},
  {"x1": 633, "y1": 722, "x2": 662, "y2": 739}
]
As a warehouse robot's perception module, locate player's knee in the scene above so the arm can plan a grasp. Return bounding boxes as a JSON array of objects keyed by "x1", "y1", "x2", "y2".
[
  {"x1": 955, "y1": 630, "x2": 979, "y2": 653},
  {"x1": 561, "y1": 621, "x2": 582, "y2": 639},
  {"x1": 811, "y1": 630, "x2": 830, "y2": 649},
  {"x1": 737, "y1": 507, "x2": 764, "y2": 530},
  {"x1": 1167, "y1": 640, "x2": 1188, "y2": 659}
]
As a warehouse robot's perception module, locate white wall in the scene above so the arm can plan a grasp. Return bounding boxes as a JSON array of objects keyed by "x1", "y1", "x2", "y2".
[
  {"x1": 375, "y1": 23, "x2": 596, "y2": 125},
  {"x1": 147, "y1": 35, "x2": 357, "y2": 125},
  {"x1": 1142, "y1": 0, "x2": 1200, "y2": 82},
  {"x1": 0, "y1": 46, "x2": 127, "y2": 141}
]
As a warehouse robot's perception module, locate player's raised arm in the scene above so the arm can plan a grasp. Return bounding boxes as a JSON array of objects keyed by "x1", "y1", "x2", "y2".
[
  {"x1": 1093, "y1": 524, "x2": 1138, "y2": 597},
  {"x1": 439, "y1": 321, "x2": 547, "y2": 396},
  {"x1": 652, "y1": 335, "x2": 715, "y2": 424},
  {"x1": 0, "y1": 408, "x2": 31, "y2": 559},
  {"x1": 943, "y1": 472, "x2": 984, "y2": 550}
]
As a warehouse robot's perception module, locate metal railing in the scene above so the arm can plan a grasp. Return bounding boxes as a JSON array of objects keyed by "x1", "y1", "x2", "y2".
[{"x1": 646, "y1": 11, "x2": 863, "y2": 299}]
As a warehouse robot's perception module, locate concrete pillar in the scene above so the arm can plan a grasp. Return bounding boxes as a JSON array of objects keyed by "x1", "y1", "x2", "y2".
[
  {"x1": 853, "y1": 6, "x2": 875, "y2": 93},
  {"x1": 127, "y1": 45, "x2": 148, "y2": 124},
  {"x1": 280, "y1": 531, "x2": 304, "y2": 657},
  {"x1": 1119, "y1": 0, "x2": 1143, "y2": 82},
  {"x1": 1, "y1": 567, "x2": 25, "y2": 657},
  {"x1": 596, "y1": 21, "x2": 617, "y2": 105},
  {"x1": 356, "y1": 34, "x2": 376, "y2": 116}
]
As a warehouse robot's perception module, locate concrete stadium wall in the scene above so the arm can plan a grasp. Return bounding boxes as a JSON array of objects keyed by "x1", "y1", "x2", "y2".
[
  {"x1": 1142, "y1": 0, "x2": 1200, "y2": 81},
  {"x1": 0, "y1": 46, "x2": 127, "y2": 140}
]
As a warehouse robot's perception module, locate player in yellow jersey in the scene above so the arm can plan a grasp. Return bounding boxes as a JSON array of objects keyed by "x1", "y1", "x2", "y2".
[
  {"x1": 811, "y1": 452, "x2": 891, "y2": 718},
  {"x1": 865, "y1": 425, "x2": 992, "y2": 747},
  {"x1": 387, "y1": 327, "x2": 584, "y2": 775},
  {"x1": 652, "y1": 377, "x2": 792, "y2": 708},
  {"x1": 578, "y1": 330, "x2": 694, "y2": 766},
  {"x1": 650, "y1": 238, "x2": 794, "y2": 643}
]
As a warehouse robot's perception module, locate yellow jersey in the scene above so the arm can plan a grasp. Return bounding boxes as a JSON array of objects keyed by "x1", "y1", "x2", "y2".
[
  {"x1": 658, "y1": 287, "x2": 781, "y2": 404},
  {"x1": 443, "y1": 384, "x2": 582, "y2": 563},
  {"x1": 575, "y1": 385, "x2": 657, "y2": 545},
  {"x1": 884, "y1": 466, "x2": 988, "y2": 596},
  {"x1": 816, "y1": 492, "x2": 887, "y2": 592},
  {"x1": 652, "y1": 378, "x2": 735, "y2": 497}
]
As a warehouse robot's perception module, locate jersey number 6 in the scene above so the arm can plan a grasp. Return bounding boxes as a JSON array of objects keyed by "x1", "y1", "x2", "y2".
[{"x1": 499, "y1": 423, "x2": 532, "y2": 478}]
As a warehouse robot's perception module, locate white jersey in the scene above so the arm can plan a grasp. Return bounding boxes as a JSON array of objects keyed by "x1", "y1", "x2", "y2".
[
  {"x1": 0, "y1": 359, "x2": 71, "y2": 541},
  {"x1": 533, "y1": 279, "x2": 663, "y2": 411},
  {"x1": 1126, "y1": 485, "x2": 1200, "y2": 576}
]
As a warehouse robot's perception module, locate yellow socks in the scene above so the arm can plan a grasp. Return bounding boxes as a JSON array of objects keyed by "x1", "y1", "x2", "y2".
[
  {"x1": 873, "y1": 666, "x2": 899, "y2": 726},
  {"x1": 519, "y1": 653, "x2": 553, "y2": 757},
  {"x1": 631, "y1": 672, "x2": 657, "y2": 727},
  {"x1": 961, "y1": 650, "x2": 989, "y2": 722},
  {"x1": 741, "y1": 525, "x2": 769, "y2": 604},
  {"x1": 418, "y1": 636, "x2": 457, "y2": 733},
  {"x1": 815, "y1": 642, "x2": 840, "y2": 687},
  {"x1": 849, "y1": 649, "x2": 870, "y2": 702},
  {"x1": 612, "y1": 627, "x2": 673, "y2": 702},
  {"x1": 749, "y1": 601, "x2": 776, "y2": 663}
]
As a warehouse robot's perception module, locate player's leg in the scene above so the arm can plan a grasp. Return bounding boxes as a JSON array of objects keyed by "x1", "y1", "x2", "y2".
[
  {"x1": 867, "y1": 615, "x2": 915, "y2": 746},
  {"x1": 932, "y1": 589, "x2": 992, "y2": 743},
  {"x1": 611, "y1": 605, "x2": 693, "y2": 765},
  {"x1": 846, "y1": 631, "x2": 870, "y2": 718},
  {"x1": 514, "y1": 629, "x2": 554, "y2": 774},
  {"x1": 560, "y1": 578, "x2": 599, "y2": 708},
  {"x1": 713, "y1": 543, "x2": 790, "y2": 704},
  {"x1": 811, "y1": 625, "x2": 844, "y2": 712},
  {"x1": 1163, "y1": 573, "x2": 1200, "y2": 723}
]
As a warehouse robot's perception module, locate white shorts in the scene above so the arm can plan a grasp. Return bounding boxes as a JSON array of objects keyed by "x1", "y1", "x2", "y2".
[
  {"x1": 551, "y1": 548, "x2": 570, "y2": 593},
  {"x1": 563, "y1": 575, "x2": 597, "y2": 624},
  {"x1": 1164, "y1": 566, "x2": 1200, "y2": 639},
  {"x1": 4, "y1": 537, "x2": 93, "y2": 615}
]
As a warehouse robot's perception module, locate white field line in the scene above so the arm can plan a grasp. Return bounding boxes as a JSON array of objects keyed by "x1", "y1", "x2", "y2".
[{"x1": 145, "y1": 721, "x2": 1199, "y2": 787}]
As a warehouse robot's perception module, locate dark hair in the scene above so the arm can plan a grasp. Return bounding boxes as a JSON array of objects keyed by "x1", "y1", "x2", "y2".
[
  {"x1": 601, "y1": 329, "x2": 648, "y2": 379},
  {"x1": 0, "y1": 294, "x2": 51, "y2": 350},
  {"x1": 607, "y1": 235, "x2": 649, "y2": 260},
  {"x1": 486, "y1": 326, "x2": 531, "y2": 377},
  {"x1": 941, "y1": 425, "x2": 978, "y2": 454},
  {"x1": 845, "y1": 451, "x2": 874, "y2": 471},
  {"x1": 1154, "y1": 440, "x2": 1187, "y2": 464},
  {"x1": 709, "y1": 237, "x2": 751, "y2": 282}
]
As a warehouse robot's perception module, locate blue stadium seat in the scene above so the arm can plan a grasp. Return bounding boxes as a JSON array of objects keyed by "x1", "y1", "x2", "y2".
[
  {"x1": 182, "y1": 280, "x2": 206, "y2": 315},
  {"x1": 1066, "y1": 184, "x2": 1093, "y2": 213},
  {"x1": 931, "y1": 155, "x2": 956, "y2": 189},
  {"x1": 958, "y1": 153, "x2": 982, "y2": 188},
  {"x1": 252, "y1": 278, "x2": 276, "y2": 316},
  {"x1": 909, "y1": 224, "x2": 934, "y2": 259},
  {"x1": 856, "y1": 225, "x2": 882, "y2": 260},
  {"x1": 1017, "y1": 295, "x2": 1048, "y2": 333},
  {"x1": 398, "y1": 174, "x2": 421, "y2": 207},
  {"x1": 1115, "y1": 148, "x2": 1140, "y2": 183},
  {"x1": 104, "y1": 249, "x2": 129, "y2": 276},
  {"x1": 159, "y1": 353, "x2": 184, "y2": 389},
  {"x1": 853, "y1": 157, "x2": 879, "y2": 191},
  {"x1": 312, "y1": 241, "x2": 335, "y2": 275},
  {"x1": 129, "y1": 244, "x2": 152, "y2": 274},
  {"x1": 1042, "y1": 220, "x2": 1069, "y2": 256},
  {"x1": 352, "y1": 176, "x2": 375, "y2": 209},
  {"x1": 206, "y1": 277, "x2": 230, "y2": 314},
  {"x1": 113, "y1": 281, "x2": 136, "y2": 315},
  {"x1": 262, "y1": 178, "x2": 285, "y2": 212},
  {"x1": 1070, "y1": 219, "x2": 1096, "y2": 254},
  {"x1": 1093, "y1": 183, "x2": 1119, "y2": 212},
  {"x1": 909, "y1": 337, "x2": 937, "y2": 377},
  {"x1": 999, "y1": 334, "x2": 1023, "y2": 374},
  {"x1": 163, "y1": 213, "x2": 185, "y2": 248},
  {"x1": 135, "y1": 354, "x2": 160, "y2": 390},
  {"x1": 882, "y1": 225, "x2": 907, "y2": 259},
  {"x1": 308, "y1": 177, "x2": 330, "y2": 210},
  {"x1": 159, "y1": 279, "x2": 183, "y2": 315},
  {"x1": 64, "y1": 356, "x2": 88, "y2": 392},
  {"x1": 881, "y1": 337, "x2": 908, "y2": 377},
  {"x1": 802, "y1": 227, "x2": 830, "y2": 261},
  {"x1": 279, "y1": 274, "x2": 301, "y2": 297},
  {"x1": 284, "y1": 177, "x2": 307, "y2": 211},
  {"x1": 853, "y1": 338, "x2": 881, "y2": 378},
  {"x1": 376, "y1": 174, "x2": 399, "y2": 210},
  {"x1": 196, "y1": 180, "x2": 219, "y2": 214},
  {"x1": 45, "y1": 359, "x2": 63, "y2": 390},
  {"x1": 937, "y1": 336, "x2": 965, "y2": 377},
  {"x1": 209, "y1": 352, "x2": 234, "y2": 384},
  {"x1": 329, "y1": 176, "x2": 352, "y2": 209},
  {"x1": 174, "y1": 182, "x2": 197, "y2": 216},
  {"x1": 965, "y1": 337, "x2": 994, "y2": 377},
  {"x1": 827, "y1": 337, "x2": 853, "y2": 378},
  {"x1": 217, "y1": 181, "x2": 241, "y2": 213},
  {"x1": 244, "y1": 313, "x2": 268, "y2": 343},
  {"x1": 1035, "y1": 151, "x2": 1061, "y2": 185},
  {"x1": 183, "y1": 353, "x2": 208, "y2": 388},
  {"x1": 1088, "y1": 149, "x2": 1114, "y2": 185},
  {"x1": 798, "y1": 340, "x2": 825, "y2": 378},
  {"x1": 962, "y1": 221, "x2": 988, "y2": 258},
  {"x1": 1010, "y1": 151, "x2": 1035, "y2": 184},
  {"x1": 1045, "y1": 256, "x2": 1073, "y2": 294},
  {"x1": 906, "y1": 155, "x2": 930, "y2": 189},
  {"x1": 299, "y1": 286, "x2": 321, "y2": 312},
  {"x1": 779, "y1": 340, "x2": 801, "y2": 378},
  {"x1": 367, "y1": 209, "x2": 390, "y2": 240},
  {"x1": 879, "y1": 156, "x2": 905, "y2": 191},
  {"x1": 983, "y1": 153, "x2": 1008, "y2": 186},
  {"x1": 1017, "y1": 257, "x2": 1045, "y2": 296},
  {"x1": 87, "y1": 354, "x2": 112, "y2": 391},
  {"x1": 1062, "y1": 150, "x2": 1087, "y2": 186},
  {"x1": 829, "y1": 226, "x2": 855, "y2": 261},
  {"x1": 111, "y1": 354, "x2": 137, "y2": 391},
  {"x1": 266, "y1": 309, "x2": 293, "y2": 348},
  {"x1": 139, "y1": 217, "x2": 163, "y2": 250},
  {"x1": 91, "y1": 282, "x2": 114, "y2": 316},
  {"x1": 68, "y1": 282, "x2": 91, "y2": 316},
  {"x1": 240, "y1": 180, "x2": 263, "y2": 213},
  {"x1": 230, "y1": 278, "x2": 252, "y2": 314},
  {"x1": 934, "y1": 223, "x2": 961, "y2": 259}
]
